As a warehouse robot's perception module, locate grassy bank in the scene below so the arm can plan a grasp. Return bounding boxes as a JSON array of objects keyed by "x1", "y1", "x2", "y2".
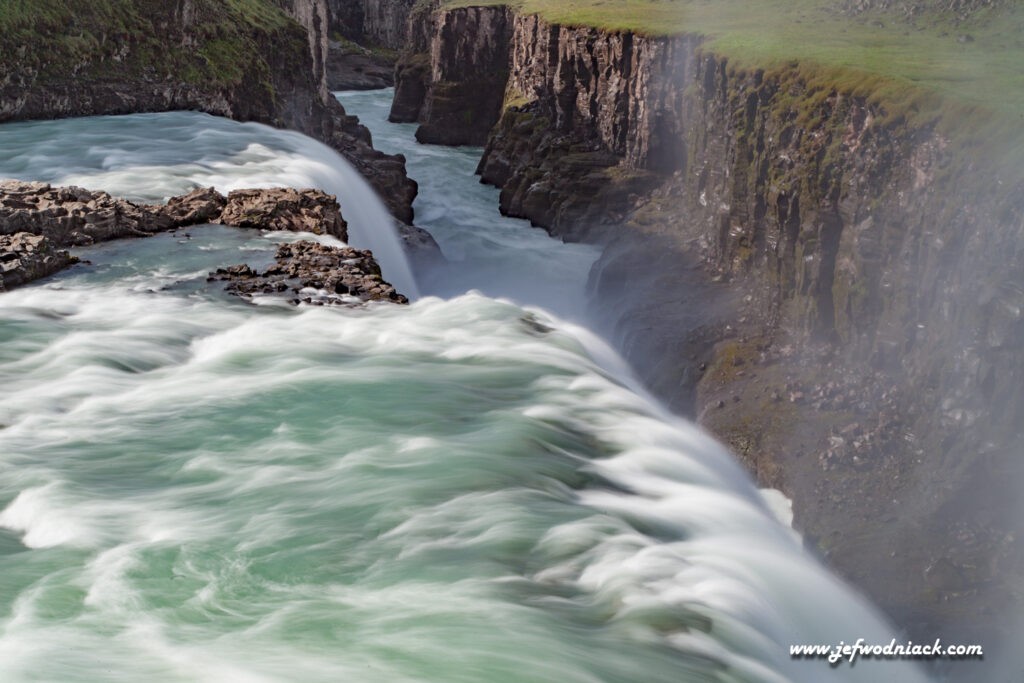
[{"x1": 443, "y1": 0, "x2": 1023, "y2": 137}]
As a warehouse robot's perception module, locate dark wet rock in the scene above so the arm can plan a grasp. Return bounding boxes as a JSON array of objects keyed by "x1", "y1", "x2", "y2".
[
  {"x1": 389, "y1": 53, "x2": 431, "y2": 123},
  {"x1": 209, "y1": 240, "x2": 407, "y2": 306},
  {"x1": 326, "y1": 0, "x2": 417, "y2": 50},
  {"x1": 396, "y1": 220, "x2": 444, "y2": 269},
  {"x1": 0, "y1": 232, "x2": 78, "y2": 291},
  {"x1": 217, "y1": 188, "x2": 348, "y2": 240},
  {"x1": 325, "y1": 99, "x2": 418, "y2": 225}
]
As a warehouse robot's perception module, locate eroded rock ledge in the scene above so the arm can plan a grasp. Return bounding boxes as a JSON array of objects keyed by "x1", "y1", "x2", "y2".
[{"x1": 0, "y1": 180, "x2": 406, "y2": 305}]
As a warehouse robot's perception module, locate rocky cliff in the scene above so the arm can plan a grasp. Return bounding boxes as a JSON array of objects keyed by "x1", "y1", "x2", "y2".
[
  {"x1": 390, "y1": 3, "x2": 512, "y2": 145},
  {"x1": 327, "y1": 0, "x2": 417, "y2": 49},
  {"x1": 401, "y1": 4, "x2": 1024, "y2": 644},
  {"x1": 0, "y1": 0, "x2": 417, "y2": 224}
]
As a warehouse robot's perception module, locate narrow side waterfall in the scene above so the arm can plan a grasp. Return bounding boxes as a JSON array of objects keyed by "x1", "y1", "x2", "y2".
[
  {"x1": 0, "y1": 112, "x2": 419, "y2": 298},
  {"x1": 0, "y1": 99, "x2": 930, "y2": 683}
]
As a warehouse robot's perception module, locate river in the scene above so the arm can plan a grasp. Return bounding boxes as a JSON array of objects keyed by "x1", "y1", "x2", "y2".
[{"x1": 0, "y1": 90, "x2": 926, "y2": 682}]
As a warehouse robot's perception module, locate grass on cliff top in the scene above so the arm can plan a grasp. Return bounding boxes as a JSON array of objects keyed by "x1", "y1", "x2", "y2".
[
  {"x1": 0, "y1": 0, "x2": 302, "y2": 86},
  {"x1": 443, "y1": 0, "x2": 1024, "y2": 134}
]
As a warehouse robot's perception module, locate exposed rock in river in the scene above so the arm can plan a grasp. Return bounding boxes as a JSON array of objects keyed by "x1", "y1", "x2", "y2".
[
  {"x1": 0, "y1": 180, "x2": 173, "y2": 245},
  {"x1": 0, "y1": 181, "x2": 348, "y2": 246},
  {"x1": 0, "y1": 180, "x2": 407, "y2": 305},
  {"x1": 0, "y1": 233, "x2": 77, "y2": 292},
  {"x1": 209, "y1": 241, "x2": 408, "y2": 306},
  {"x1": 217, "y1": 188, "x2": 348, "y2": 239}
]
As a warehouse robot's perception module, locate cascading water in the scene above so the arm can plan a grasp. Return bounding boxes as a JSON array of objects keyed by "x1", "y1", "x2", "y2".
[
  {"x1": 0, "y1": 112, "x2": 418, "y2": 299},
  {"x1": 0, "y1": 95, "x2": 929, "y2": 682}
]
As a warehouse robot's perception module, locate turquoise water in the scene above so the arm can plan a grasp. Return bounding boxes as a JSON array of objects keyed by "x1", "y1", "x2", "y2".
[{"x1": 0, "y1": 94, "x2": 927, "y2": 682}]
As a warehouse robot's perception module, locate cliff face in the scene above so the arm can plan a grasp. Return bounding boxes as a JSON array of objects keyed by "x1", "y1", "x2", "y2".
[
  {"x1": 327, "y1": 0, "x2": 416, "y2": 49},
  {"x1": 275, "y1": 0, "x2": 331, "y2": 104},
  {"x1": 390, "y1": 4, "x2": 512, "y2": 146},
  {"x1": 408, "y1": 6, "x2": 1024, "y2": 642},
  {"x1": 0, "y1": 0, "x2": 417, "y2": 224},
  {"x1": 478, "y1": 16, "x2": 692, "y2": 239}
]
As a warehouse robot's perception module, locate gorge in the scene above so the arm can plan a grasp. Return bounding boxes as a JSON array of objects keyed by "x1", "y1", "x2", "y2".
[{"x1": 0, "y1": 0, "x2": 1020, "y2": 680}]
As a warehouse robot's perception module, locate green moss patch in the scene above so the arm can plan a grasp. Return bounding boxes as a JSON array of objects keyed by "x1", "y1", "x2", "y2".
[{"x1": 0, "y1": 0, "x2": 305, "y2": 89}]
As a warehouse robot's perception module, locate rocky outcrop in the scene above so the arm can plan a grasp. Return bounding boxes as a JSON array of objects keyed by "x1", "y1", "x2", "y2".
[
  {"x1": 209, "y1": 241, "x2": 408, "y2": 305},
  {"x1": 390, "y1": 4, "x2": 512, "y2": 146},
  {"x1": 0, "y1": 180, "x2": 174, "y2": 245},
  {"x1": 1, "y1": 1, "x2": 322, "y2": 134},
  {"x1": 0, "y1": 233, "x2": 77, "y2": 292},
  {"x1": 477, "y1": 18, "x2": 692, "y2": 239},
  {"x1": 0, "y1": 180, "x2": 417, "y2": 299},
  {"x1": 217, "y1": 188, "x2": 347, "y2": 238},
  {"x1": 0, "y1": 181, "x2": 348, "y2": 246},
  {"x1": 323, "y1": 112, "x2": 418, "y2": 224},
  {"x1": 274, "y1": 0, "x2": 331, "y2": 103}
]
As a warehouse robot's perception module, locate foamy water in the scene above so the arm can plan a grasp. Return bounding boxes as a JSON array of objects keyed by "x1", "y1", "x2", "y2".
[{"x1": 0, "y1": 100, "x2": 928, "y2": 682}]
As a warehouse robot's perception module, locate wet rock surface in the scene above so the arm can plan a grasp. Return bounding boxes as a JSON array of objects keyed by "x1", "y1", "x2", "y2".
[
  {"x1": 209, "y1": 240, "x2": 407, "y2": 306},
  {"x1": 0, "y1": 232, "x2": 77, "y2": 291},
  {"x1": 0, "y1": 181, "x2": 349, "y2": 247}
]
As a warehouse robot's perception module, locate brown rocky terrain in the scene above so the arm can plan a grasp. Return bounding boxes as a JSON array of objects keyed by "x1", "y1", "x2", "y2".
[
  {"x1": 209, "y1": 241, "x2": 408, "y2": 306},
  {"x1": 0, "y1": 233, "x2": 78, "y2": 292}
]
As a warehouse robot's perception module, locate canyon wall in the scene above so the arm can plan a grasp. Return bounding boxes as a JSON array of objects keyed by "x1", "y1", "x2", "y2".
[
  {"x1": 327, "y1": 0, "x2": 417, "y2": 49},
  {"x1": 390, "y1": 4, "x2": 512, "y2": 145},
  {"x1": 400, "y1": 4, "x2": 1024, "y2": 643}
]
